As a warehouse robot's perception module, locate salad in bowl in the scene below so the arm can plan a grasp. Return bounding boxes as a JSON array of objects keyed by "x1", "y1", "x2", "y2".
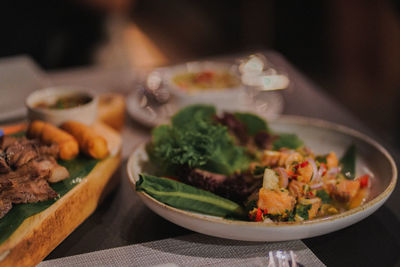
[{"x1": 132, "y1": 105, "x2": 376, "y2": 224}]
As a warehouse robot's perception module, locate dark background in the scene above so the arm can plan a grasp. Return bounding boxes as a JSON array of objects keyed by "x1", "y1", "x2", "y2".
[{"x1": 0, "y1": 0, "x2": 399, "y2": 147}]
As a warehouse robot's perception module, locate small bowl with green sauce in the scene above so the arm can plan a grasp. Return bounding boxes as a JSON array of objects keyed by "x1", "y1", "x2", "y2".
[{"x1": 26, "y1": 86, "x2": 98, "y2": 126}]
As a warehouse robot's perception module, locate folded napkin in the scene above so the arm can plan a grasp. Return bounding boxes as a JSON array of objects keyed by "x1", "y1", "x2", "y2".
[{"x1": 39, "y1": 234, "x2": 325, "y2": 267}]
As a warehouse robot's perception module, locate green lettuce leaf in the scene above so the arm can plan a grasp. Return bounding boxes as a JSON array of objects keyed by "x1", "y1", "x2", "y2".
[
  {"x1": 136, "y1": 174, "x2": 245, "y2": 218},
  {"x1": 172, "y1": 104, "x2": 216, "y2": 129},
  {"x1": 233, "y1": 112, "x2": 270, "y2": 135},
  {"x1": 272, "y1": 133, "x2": 304, "y2": 150},
  {"x1": 149, "y1": 105, "x2": 252, "y2": 175}
]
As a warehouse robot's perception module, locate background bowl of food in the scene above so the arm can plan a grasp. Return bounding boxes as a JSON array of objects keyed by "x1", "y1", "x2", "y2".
[
  {"x1": 26, "y1": 86, "x2": 98, "y2": 126},
  {"x1": 163, "y1": 61, "x2": 245, "y2": 106}
]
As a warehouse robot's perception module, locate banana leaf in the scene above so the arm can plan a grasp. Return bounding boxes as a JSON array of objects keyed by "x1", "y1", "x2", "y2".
[
  {"x1": 136, "y1": 174, "x2": 245, "y2": 218},
  {"x1": 0, "y1": 155, "x2": 98, "y2": 245}
]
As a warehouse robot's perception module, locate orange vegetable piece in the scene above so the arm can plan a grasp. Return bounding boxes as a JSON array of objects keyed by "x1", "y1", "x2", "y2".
[
  {"x1": 257, "y1": 188, "x2": 295, "y2": 215},
  {"x1": 327, "y1": 178, "x2": 360, "y2": 202},
  {"x1": 296, "y1": 162, "x2": 313, "y2": 183},
  {"x1": 348, "y1": 187, "x2": 369, "y2": 209},
  {"x1": 326, "y1": 152, "x2": 339, "y2": 168}
]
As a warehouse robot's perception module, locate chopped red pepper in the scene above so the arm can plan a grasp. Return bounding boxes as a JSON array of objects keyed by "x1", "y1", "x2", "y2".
[
  {"x1": 300, "y1": 161, "x2": 309, "y2": 168},
  {"x1": 263, "y1": 209, "x2": 269, "y2": 215},
  {"x1": 287, "y1": 170, "x2": 295, "y2": 176},
  {"x1": 255, "y1": 208, "x2": 263, "y2": 222},
  {"x1": 195, "y1": 71, "x2": 214, "y2": 83},
  {"x1": 294, "y1": 161, "x2": 309, "y2": 169},
  {"x1": 308, "y1": 191, "x2": 314, "y2": 196},
  {"x1": 358, "y1": 174, "x2": 369, "y2": 188},
  {"x1": 320, "y1": 163, "x2": 327, "y2": 176}
]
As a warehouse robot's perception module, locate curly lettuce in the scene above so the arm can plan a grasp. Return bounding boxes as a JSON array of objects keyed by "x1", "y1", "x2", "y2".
[{"x1": 148, "y1": 105, "x2": 252, "y2": 176}]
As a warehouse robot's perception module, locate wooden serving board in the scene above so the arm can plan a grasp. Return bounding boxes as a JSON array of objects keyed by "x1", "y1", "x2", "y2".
[{"x1": 0, "y1": 122, "x2": 122, "y2": 267}]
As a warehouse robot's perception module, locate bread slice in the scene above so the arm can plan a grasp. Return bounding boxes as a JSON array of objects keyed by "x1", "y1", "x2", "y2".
[{"x1": 0, "y1": 122, "x2": 122, "y2": 267}]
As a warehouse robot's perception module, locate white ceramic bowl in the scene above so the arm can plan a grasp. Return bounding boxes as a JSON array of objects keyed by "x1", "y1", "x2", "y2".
[
  {"x1": 127, "y1": 116, "x2": 397, "y2": 242},
  {"x1": 26, "y1": 86, "x2": 98, "y2": 126},
  {"x1": 163, "y1": 62, "x2": 244, "y2": 105}
]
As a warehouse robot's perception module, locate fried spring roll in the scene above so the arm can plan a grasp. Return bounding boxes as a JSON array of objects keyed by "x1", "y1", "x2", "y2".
[
  {"x1": 27, "y1": 120, "x2": 79, "y2": 160},
  {"x1": 61, "y1": 121, "x2": 109, "y2": 159}
]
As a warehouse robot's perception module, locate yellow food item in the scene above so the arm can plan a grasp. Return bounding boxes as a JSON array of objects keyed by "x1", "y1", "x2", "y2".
[
  {"x1": 326, "y1": 151, "x2": 339, "y2": 168},
  {"x1": 173, "y1": 71, "x2": 239, "y2": 92},
  {"x1": 61, "y1": 121, "x2": 109, "y2": 159},
  {"x1": 262, "y1": 168, "x2": 279, "y2": 190},
  {"x1": 97, "y1": 93, "x2": 125, "y2": 131},
  {"x1": 348, "y1": 187, "x2": 369, "y2": 209},
  {"x1": 27, "y1": 120, "x2": 79, "y2": 160}
]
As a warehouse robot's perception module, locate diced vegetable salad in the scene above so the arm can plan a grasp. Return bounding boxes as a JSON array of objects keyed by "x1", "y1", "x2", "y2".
[{"x1": 136, "y1": 105, "x2": 370, "y2": 222}]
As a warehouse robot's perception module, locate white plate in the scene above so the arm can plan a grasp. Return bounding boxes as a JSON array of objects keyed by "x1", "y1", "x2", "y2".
[
  {"x1": 163, "y1": 61, "x2": 242, "y2": 98},
  {"x1": 127, "y1": 116, "x2": 397, "y2": 241},
  {"x1": 0, "y1": 56, "x2": 49, "y2": 121}
]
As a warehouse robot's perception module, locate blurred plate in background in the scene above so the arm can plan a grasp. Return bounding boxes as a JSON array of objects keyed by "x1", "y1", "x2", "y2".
[{"x1": 126, "y1": 88, "x2": 284, "y2": 127}]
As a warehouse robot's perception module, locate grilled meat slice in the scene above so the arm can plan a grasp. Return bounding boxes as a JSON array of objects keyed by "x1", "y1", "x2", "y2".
[
  {"x1": 6, "y1": 157, "x2": 69, "y2": 183},
  {"x1": 0, "y1": 175, "x2": 12, "y2": 194},
  {"x1": 0, "y1": 136, "x2": 68, "y2": 219},
  {"x1": 2, "y1": 177, "x2": 58, "y2": 204},
  {"x1": 5, "y1": 141, "x2": 38, "y2": 169},
  {"x1": 28, "y1": 157, "x2": 69, "y2": 183},
  {"x1": 0, "y1": 136, "x2": 18, "y2": 150},
  {"x1": 38, "y1": 143, "x2": 59, "y2": 158},
  {"x1": 0, "y1": 151, "x2": 11, "y2": 174},
  {"x1": 47, "y1": 163, "x2": 69, "y2": 183},
  {"x1": 0, "y1": 199, "x2": 12, "y2": 219},
  {"x1": 4, "y1": 137, "x2": 61, "y2": 169}
]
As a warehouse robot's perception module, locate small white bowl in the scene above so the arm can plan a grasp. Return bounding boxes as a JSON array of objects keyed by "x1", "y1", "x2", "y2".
[
  {"x1": 163, "y1": 62, "x2": 244, "y2": 105},
  {"x1": 26, "y1": 86, "x2": 98, "y2": 126}
]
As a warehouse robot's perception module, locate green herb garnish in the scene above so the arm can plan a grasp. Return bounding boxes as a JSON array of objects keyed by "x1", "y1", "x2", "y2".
[
  {"x1": 295, "y1": 204, "x2": 312, "y2": 220},
  {"x1": 316, "y1": 189, "x2": 332, "y2": 204},
  {"x1": 315, "y1": 155, "x2": 327, "y2": 164}
]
